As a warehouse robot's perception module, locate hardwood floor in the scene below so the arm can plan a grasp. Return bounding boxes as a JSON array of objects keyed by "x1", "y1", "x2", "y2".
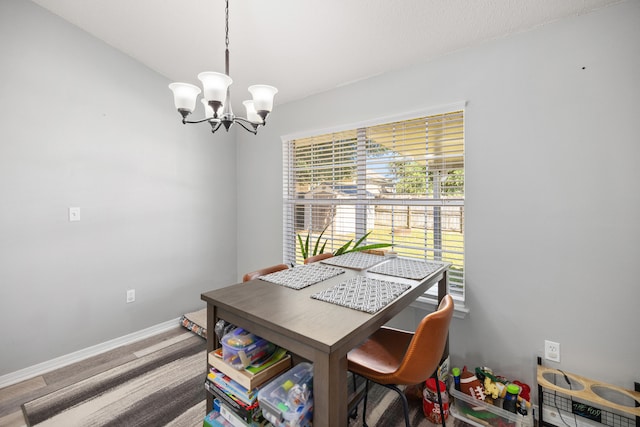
[
  {"x1": 1, "y1": 326, "x2": 455, "y2": 427},
  {"x1": 0, "y1": 326, "x2": 192, "y2": 427}
]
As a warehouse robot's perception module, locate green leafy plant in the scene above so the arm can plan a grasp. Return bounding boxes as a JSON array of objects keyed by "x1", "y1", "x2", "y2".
[
  {"x1": 332, "y1": 231, "x2": 391, "y2": 255},
  {"x1": 298, "y1": 225, "x2": 329, "y2": 260},
  {"x1": 297, "y1": 227, "x2": 391, "y2": 260}
]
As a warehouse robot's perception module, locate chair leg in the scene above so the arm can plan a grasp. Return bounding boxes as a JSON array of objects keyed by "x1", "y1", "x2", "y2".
[
  {"x1": 352, "y1": 373, "x2": 358, "y2": 418},
  {"x1": 348, "y1": 373, "x2": 359, "y2": 421},
  {"x1": 434, "y1": 376, "x2": 446, "y2": 427},
  {"x1": 362, "y1": 379, "x2": 369, "y2": 427},
  {"x1": 382, "y1": 384, "x2": 411, "y2": 427}
]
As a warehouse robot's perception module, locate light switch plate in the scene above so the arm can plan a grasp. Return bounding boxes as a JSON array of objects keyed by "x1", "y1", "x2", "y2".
[{"x1": 69, "y1": 207, "x2": 81, "y2": 222}]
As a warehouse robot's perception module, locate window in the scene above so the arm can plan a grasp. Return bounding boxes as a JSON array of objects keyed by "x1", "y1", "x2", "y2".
[{"x1": 282, "y1": 105, "x2": 465, "y2": 300}]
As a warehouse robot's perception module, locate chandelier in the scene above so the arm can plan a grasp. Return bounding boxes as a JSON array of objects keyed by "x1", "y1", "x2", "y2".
[{"x1": 168, "y1": 0, "x2": 278, "y2": 135}]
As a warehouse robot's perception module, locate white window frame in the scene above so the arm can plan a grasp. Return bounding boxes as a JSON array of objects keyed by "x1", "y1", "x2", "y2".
[{"x1": 282, "y1": 102, "x2": 467, "y2": 309}]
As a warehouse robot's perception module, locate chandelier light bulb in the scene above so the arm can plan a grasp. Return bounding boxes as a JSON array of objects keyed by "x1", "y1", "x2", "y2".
[
  {"x1": 248, "y1": 85, "x2": 278, "y2": 113},
  {"x1": 243, "y1": 100, "x2": 263, "y2": 124},
  {"x1": 197, "y1": 72, "x2": 233, "y2": 103},
  {"x1": 168, "y1": 83, "x2": 201, "y2": 114}
]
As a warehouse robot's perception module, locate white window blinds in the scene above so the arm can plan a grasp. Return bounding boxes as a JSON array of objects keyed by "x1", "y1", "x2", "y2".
[{"x1": 283, "y1": 109, "x2": 465, "y2": 299}]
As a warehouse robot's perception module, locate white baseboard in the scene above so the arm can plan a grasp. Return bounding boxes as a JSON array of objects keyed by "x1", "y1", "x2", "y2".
[{"x1": 0, "y1": 317, "x2": 181, "y2": 389}]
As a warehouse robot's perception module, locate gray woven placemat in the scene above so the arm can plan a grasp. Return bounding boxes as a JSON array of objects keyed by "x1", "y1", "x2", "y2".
[
  {"x1": 368, "y1": 258, "x2": 444, "y2": 280},
  {"x1": 259, "y1": 263, "x2": 345, "y2": 290},
  {"x1": 310, "y1": 276, "x2": 411, "y2": 314},
  {"x1": 320, "y1": 252, "x2": 386, "y2": 270}
]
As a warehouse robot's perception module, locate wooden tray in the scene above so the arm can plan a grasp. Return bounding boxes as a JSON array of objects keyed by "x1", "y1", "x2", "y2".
[
  {"x1": 537, "y1": 365, "x2": 640, "y2": 417},
  {"x1": 208, "y1": 349, "x2": 291, "y2": 390}
]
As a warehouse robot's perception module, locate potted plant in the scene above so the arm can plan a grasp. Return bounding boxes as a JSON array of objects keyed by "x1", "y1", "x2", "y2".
[{"x1": 298, "y1": 225, "x2": 391, "y2": 260}]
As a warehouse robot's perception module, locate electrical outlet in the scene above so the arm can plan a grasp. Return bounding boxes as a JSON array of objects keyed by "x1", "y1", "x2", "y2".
[
  {"x1": 126, "y1": 289, "x2": 135, "y2": 303},
  {"x1": 545, "y1": 340, "x2": 560, "y2": 362}
]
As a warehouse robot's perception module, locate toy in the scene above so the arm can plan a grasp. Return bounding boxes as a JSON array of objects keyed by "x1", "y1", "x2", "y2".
[
  {"x1": 225, "y1": 329, "x2": 256, "y2": 348},
  {"x1": 484, "y1": 377, "x2": 507, "y2": 400},
  {"x1": 287, "y1": 383, "x2": 310, "y2": 408},
  {"x1": 221, "y1": 328, "x2": 276, "y2": 369},
  {"x1": 474, "y1": 366, "x2": 492, "y2": 382},
  {"x1": 459, "y1": 367, "x2": 486, "y2": 401},
  {"x1": 258, "y1": 363, "x2": 314, "y2": 426},
  {"x1": 513, "y1": 380, "x2": 531, "y2": 402},
  {"x1": 517, "y1": 395, "x2": 532, "y2": 411}
]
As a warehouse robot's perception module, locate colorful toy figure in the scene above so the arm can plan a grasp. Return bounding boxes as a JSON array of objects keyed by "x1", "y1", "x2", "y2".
[
  {"x1": 513, "y1": 380, "x2": 531, "y2": 401},
  {"x1": 484, "y1": 377, "x2": 507, "y2": 400}
]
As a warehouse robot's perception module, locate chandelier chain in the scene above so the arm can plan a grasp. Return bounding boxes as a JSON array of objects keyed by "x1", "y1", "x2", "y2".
[{"x1": 225, "y1": 0, "x2": 229, "y2": 50}]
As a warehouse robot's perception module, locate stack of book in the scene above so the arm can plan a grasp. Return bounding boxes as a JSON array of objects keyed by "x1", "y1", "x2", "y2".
[{"x1": 205, "y1": 346, "x2": 292, "y2": 426}]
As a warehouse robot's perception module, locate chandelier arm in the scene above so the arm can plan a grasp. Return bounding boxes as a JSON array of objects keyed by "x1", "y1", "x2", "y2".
[
  {"x1": 210, "y1": 121, "x2": 223, "y2": 134},
  {"x1": 234, "y1": 119, "x2": 258, "y2": 135},
  {"x1": 234, "y1": 116, "x2": 261, "y2": 129},
  {"x1": 182, "y1": 117, "x2": 221, "y2": 125}
]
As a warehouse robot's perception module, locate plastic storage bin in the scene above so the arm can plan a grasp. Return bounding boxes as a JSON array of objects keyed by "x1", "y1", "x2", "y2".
[
  {"x1": 257, "y1": 362, "x2": 313, "y2": 427},
  {"x1": 221, "y1": 328, "x2": 276, "y2": 370},
  {"x1": 203, "y1": 409, "x2": 233, "y2": 427},
  {"x1": 449, "y1": 386, "x2": 533, "y2": 427}
]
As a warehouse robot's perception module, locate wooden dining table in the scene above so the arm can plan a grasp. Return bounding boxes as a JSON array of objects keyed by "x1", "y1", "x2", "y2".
[{"x1": 201, "y1": 255, "x2": 450, "y2": 427}]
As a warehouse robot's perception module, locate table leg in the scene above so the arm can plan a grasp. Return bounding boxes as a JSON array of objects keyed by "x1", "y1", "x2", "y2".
[
  {"x1": 312, "y1": 349, "x2": 348, "y2": 427},
  {"x1": 205, "y1": 303, "x2": 218, "y2": 413},
  {"x1": 438, "y1": 269, "x2": 449, "y2": 302}
]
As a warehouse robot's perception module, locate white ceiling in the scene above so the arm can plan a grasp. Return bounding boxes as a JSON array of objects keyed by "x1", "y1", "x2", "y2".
[{"x1": 31, "y1": 0, "x2": 621, "y2": 113}]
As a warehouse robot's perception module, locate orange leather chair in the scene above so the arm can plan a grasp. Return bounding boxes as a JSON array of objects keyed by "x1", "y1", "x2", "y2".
[
  {"x1": 303, "y1": 253, "x2": 334, "y2": 264},
  {"x1": 242, "y1": 263, "x2": 289, "y2": 282},
  {"x1": 347, "y1": 294, "x2": 454, "y2": 427}
]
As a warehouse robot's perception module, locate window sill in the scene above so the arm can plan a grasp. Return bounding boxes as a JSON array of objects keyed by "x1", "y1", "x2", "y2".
[{"x1": 411, "y1": 296, "x2": 470, "y2": 319}]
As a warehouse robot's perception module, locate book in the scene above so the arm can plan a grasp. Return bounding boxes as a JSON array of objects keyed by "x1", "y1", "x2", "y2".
[
  {"x1": 219, "y1": 402, "x2": 257, "y2": 427},
  {"x1": 204, "y1": 379, "x2": 259, "y2": 422},
  {"x1": 206, "y1": 379, "x2": 259, "y2": 411},
  {"x1": 218, "y1": 402, "x2": 270, "y2": 427},
  {"x1": 208, "y1": 368, "x2": 258, "y2": 405}
]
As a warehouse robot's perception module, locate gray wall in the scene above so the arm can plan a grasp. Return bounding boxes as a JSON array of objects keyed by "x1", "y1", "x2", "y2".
[
  {"x1": 237, "y1": 0, "x2": 640, "y2": 392},
  {"x1": 0, "y1": 0, "x2": 238, "y2": 375}
]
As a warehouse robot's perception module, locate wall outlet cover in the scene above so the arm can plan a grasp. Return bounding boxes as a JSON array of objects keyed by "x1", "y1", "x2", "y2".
[{"x1": 545, "y1": 340, "x2": 560, "y2": 362}]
